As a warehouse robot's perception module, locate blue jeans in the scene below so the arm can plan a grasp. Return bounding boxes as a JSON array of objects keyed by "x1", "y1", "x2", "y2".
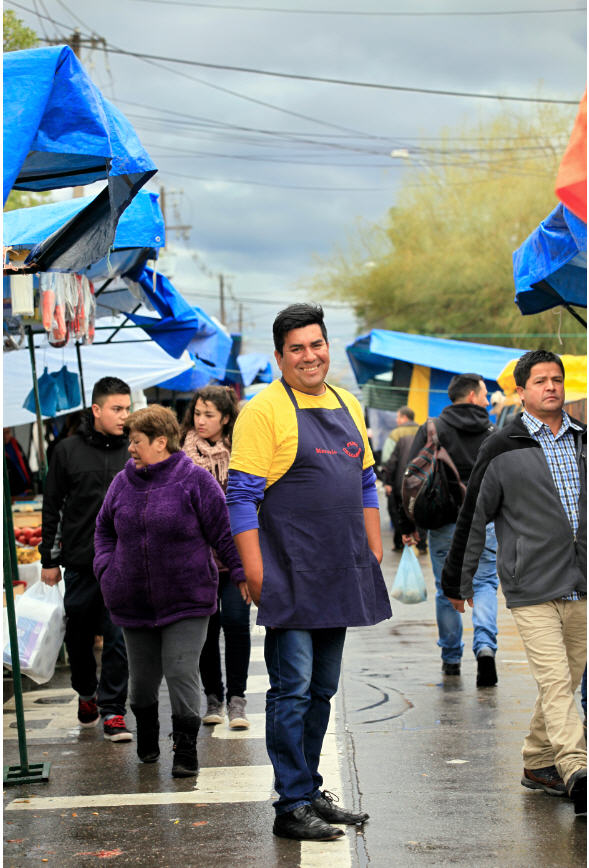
[
  {"x1": 264, "y1": 627, "x2": 346, "y2": 815},
  {"x1": 199, "y1": 573, "x2": 251, "y2": 702},
  {"x1": 428, "y1": 523, "x2": 499, "y2": 664}
]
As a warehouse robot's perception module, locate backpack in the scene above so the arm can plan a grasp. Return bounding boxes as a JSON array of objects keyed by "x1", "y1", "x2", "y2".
[{"x1": 401, "y1": 418, "x2": 466, "y2": 530}]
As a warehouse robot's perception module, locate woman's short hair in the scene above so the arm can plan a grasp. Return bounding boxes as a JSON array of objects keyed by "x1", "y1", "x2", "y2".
[
  {"x1": 124, "y1": 405, "x2": 181, "y2": 452},
  {"x1": 180, "y1": 386, "x2": 239, "y2": 445}
]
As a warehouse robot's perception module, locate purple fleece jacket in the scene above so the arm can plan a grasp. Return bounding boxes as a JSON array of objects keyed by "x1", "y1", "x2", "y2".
[{"x1": 94, "y1": 451, "x2": 245, "y2": 628}]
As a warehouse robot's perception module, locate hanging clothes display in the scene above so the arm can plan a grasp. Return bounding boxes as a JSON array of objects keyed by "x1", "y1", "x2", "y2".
[
  {"x1": 22, "y1": 365, "x2": 82, "y2": 416},
  {"x1": 38, "y1": 273, "x2": 96, "y2": 347}
]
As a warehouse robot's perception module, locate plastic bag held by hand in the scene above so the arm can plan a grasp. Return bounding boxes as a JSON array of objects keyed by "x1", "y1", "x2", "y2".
[
  {"x1": 391, "y1": 545, "x2": 428, "y2": 604},
  {"x1": 2, "y1": 581, "x2": 66, "y2": 684}
]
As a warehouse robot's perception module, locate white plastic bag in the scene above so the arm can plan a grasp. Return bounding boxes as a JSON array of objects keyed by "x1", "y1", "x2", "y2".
[
  {"x1": 3, "y1": 581, "x2": 66, "y2": 684},
  {"x1": 391, "y1": 546, "x2": 428, "y2": 604}
]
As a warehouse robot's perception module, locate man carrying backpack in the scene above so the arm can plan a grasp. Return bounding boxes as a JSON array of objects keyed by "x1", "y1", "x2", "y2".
[{"x1": 402, "y1": 373, "x2": 498, "y2": 686}]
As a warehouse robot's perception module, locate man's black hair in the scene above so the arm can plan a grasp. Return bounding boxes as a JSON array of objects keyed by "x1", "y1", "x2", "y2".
[
  {"x1": 91, "y1": 376, "x2": 131, "y2": 406},
  {"x1": 448, "y1": 373, "x2": 485, "y2": 404},
  {"x1": 272, "y1": 303, "x2": 328, "y2": 354},
  {"x1": 513, "y1": 350, "x2": 565, "y2": 388}
]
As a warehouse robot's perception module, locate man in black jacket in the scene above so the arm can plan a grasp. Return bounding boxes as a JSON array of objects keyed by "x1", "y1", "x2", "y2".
[
  {"x1": 402, "y1": 374, "x2": 497, "y2": 686},
  {"x1": 40, "y1": 377, "x2": 132, "y2": 741}
]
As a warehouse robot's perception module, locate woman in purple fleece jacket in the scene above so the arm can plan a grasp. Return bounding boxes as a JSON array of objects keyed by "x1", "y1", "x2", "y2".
[{"x1": 94, "y1": 405, "x2": 246, "y2": 778}]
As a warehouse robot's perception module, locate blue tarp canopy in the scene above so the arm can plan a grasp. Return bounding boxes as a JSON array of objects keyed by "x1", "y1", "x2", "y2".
[
  {"x1": 124, "y1": 265, "x2": 232, "y2": 369},
  {"x1": 3, "y1": 190, "x2": 165, "y2": 277},
  {"x1": 3, "y1": 45, "x2": 157, "y2": 269},
  {"x1": 513, "y1": 203, "x2": 587, "y2": 316},
  {"x1": 347, "y1": 330, "x2": 526, "y2": 416},
  {"x1": 236, "y1": 353, "x2": 273, "y2": 387}
]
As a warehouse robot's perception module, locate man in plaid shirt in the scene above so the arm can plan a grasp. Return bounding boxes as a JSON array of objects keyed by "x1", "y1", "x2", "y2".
[{"x1": 442, "y1": 350, "x2": 586, "y2": 817}]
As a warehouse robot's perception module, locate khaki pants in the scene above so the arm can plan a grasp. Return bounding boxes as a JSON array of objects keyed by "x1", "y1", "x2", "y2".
[{"x1": 511, "y1": 598, "x2": 587, "y2": 787}]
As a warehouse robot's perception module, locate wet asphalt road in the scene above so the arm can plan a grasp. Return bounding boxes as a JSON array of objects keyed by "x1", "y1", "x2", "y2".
[{"x1": 3, "y1": 497, "x2": 587, "y2": 867}]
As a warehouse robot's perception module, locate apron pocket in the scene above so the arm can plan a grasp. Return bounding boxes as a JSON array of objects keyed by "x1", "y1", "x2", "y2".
[{"x1": 286, "y1": 507, "x2": 370, "y2": 572}]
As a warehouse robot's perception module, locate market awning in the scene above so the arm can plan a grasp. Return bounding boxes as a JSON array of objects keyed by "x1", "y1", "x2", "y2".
[
  {"x1": 3, "y1": 335, "x2": 194, "y2": 427},
  {"x1": 3, "y1": 190, "x2": 165, "y2": 276},
  {"x1": 3, "y1": 45, "x2": 157, "y2": 268},
  {"x1": 123, "y1": 265, "x2": 232, "y2": 370},
  {"x1": 512, "y1": 203, "x2": 587, "y2": 319},
  {"x1": 347, "y1": 329, "x2": 527, "y2": 420},
  {"x1": 555, "y1": 89, "x2": 587, "y2": 223}
]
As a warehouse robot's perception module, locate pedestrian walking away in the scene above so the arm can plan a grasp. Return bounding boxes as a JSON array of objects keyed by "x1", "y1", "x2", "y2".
[
  {"x1": 401, "y1": 373, "x2": 498, "y2": 686},
  {"x1": 442, "y1": 350, "x2": 587, "y2": 817},
  {"x1": 94, "y1": 405, "x2": 248, "y2": 777},
  {"x1": 39, "y1": 377, "x2": 133, "y2": 742},
  {"x1": 380, "y1": 406, "x2": 426, "y2": 553},
  {"x1": 181, "y1": 385, "x2": 252, "y2": 731},
  {"x1": 226, "y1": 303, "x2": 392, "y2": 842}
]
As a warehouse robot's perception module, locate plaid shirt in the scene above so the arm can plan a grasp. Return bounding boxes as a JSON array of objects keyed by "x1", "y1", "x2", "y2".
[{"x1": 522, "y1": 409, "x2": 584, "y2": 601}]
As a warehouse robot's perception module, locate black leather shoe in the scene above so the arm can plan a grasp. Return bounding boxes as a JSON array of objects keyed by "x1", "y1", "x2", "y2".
[
  {"x1": 476, "y1": 654, "x2": 498, "y2": 688},
  {"x1": 567, "y1": 768, "x2": 587, "y2": 816},
  {"x1": 273, "y1": 805, "x2": 344, "y2": 840},
  {"x1": 312, "y1": 790, "x2": 369, "y2": 825}
]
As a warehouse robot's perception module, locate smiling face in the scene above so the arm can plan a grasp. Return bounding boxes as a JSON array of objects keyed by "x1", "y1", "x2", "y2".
[
  {"x1": 516, "y1": 362, "x2": 565, "y2": 421},
  {"x1": 274, "y1": 323, "x2": 330, "y2": 396},
  {"x1": 193, "y1": 398, "x2": 228, "y2": 443},
  {"x1": 128, "y1": 431, "x2": 169, "y2": 468}
]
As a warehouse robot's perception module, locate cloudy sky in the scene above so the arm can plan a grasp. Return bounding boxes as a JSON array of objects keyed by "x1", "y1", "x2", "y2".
[{"x1": 8, "y1": 0, "x2": 586, "y2": 384}]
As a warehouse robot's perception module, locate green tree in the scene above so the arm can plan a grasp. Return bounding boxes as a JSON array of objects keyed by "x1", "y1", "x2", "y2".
[
  {"x1": 3, "y1": 10, "x2": 39, "y2": 52},
  {"x1": 306, "y1": 105, "x2": 585, "y2": 355}
]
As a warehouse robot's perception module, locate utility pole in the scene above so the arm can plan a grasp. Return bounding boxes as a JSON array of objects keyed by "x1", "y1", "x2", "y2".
[
  {"x1": 238, "y1": 302, "x2": 243, "y2": 334},
  {"x1": 219, "y1": 273, "x2": 226, "y2": 325}
]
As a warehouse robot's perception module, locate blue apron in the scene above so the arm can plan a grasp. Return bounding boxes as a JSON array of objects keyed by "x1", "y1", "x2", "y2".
[{"x1": 257, "y1": 379, "x2": 392, "y2": 629}]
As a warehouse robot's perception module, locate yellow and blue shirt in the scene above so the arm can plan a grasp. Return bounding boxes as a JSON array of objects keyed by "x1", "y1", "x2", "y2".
[{"x1": 227, "y1": 379, "x2": 378, "y2": 534}]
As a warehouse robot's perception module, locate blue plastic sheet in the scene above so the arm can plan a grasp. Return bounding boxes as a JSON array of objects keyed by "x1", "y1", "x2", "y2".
[
  {"x1": 125, "y1": 266, "x2": 232, "y2": 369},
  {"x1": 347, "y1": 330, "x2": 525, "y2": 384},
  {"x1": 513, "y1": 203, "x2": 587, "y2": 315},
  {"x1": 4, "y1": 46, "x2": 157, "y2": 269},
  {"x1": 3, "y1": 190, "x2": 165, "y2": 276}
]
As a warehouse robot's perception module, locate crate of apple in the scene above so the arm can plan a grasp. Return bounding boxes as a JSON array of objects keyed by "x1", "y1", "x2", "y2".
[{"x1": 14, "y1": 526, "x2": 42, "y2": 548}]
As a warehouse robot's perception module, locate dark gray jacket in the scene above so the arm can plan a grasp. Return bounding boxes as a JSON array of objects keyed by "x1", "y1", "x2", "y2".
[{"x1": 442, "y1": 413, "x2": 586, "y2": 608}]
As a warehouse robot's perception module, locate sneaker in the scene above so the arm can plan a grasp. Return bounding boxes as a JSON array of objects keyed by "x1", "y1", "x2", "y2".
[
  {"x1": 521, "y1": 766, "x2": 567, "y2": 796},
  {"x1": 567, "y1": 768, "x2": 587, "y2": 816},
  {"x1": 227, "y1": 696, "x2": 250, "y2": 730},
  {"x1": 442, "y1": 662, "x2": 461, "y2": 676},
  {"x1": 202, "y1": 695, "x2": 225, "y2": 725},
  {"x1": 78, "y1": 696, "x2": 99, "y2": 727},
  {"x1": 103, "y1": 715, "x2": 133, "y2": 742}
]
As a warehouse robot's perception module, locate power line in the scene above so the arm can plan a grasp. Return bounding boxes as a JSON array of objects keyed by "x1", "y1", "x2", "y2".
[
  {"x1": 129, "y1": 1, "x2": 587, "y2": 17},
  {"x1": 30, "y1": 34, "x2": 579, "y2": 105}
]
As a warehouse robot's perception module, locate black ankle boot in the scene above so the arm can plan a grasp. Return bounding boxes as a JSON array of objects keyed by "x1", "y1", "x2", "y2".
[
  {"x1": 131, "y1": 702, "x2": 160, "y2": 763},
  {"x1": 171, "y1": 714, "x2": 200, "y2": 777}
]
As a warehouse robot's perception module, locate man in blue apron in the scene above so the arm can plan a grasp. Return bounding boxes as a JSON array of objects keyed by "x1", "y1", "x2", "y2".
[{"x1": 227, "y1": 303, "x2": 392, "y2": 841}]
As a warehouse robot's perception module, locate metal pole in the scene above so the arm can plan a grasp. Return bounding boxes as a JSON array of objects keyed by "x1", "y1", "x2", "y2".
[
  {"x1": 75, "y1": 341, "x2": 87, "y2": 409},
  {"x1": 26, "y1": 326, "x2": 48, "y2": 484},
  {"x1": 3, "y1": 465, "x2": 30, "y2": 775}
]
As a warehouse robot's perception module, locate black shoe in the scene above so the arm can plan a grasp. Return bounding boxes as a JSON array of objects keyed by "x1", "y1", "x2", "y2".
[
  {"x1": 442, "y1": 662, "x2": 461, "y2": 676},
  {"x1": 312, "y1": 790, "x2": 369, "y2": 825},
  {"x1": 567, "y1": 768, "x2": 587, "y2": 816},
  {"x1": 521, "y1": 766, "x2": 567, "y2": 796},
  {"x1": 132, "y1": 702, "x2": 160, "y2": 763},
  {"x1": 273, "y1": 805, "x2": 344, "y2": 841},
  {"x1": 171, "y1": 714, "x2": 200, "y2": 777},
  {"x1": 476, "y1": 654, "x2": 498, "y2": 688}
]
